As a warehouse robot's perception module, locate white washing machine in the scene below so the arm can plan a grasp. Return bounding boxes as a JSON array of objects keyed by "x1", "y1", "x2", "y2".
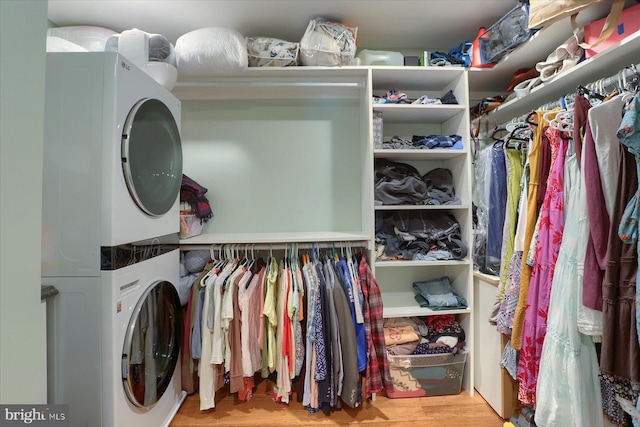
[
  {"x1": 103, "y1": 249, "x2": 185, "y2": 427},
  {"x1": 46, "y1": 249, "x2": 185, "y2": 427},
  {"x1": 42, "y1": 52, "x2": 185, "y2": 426},
  {"x1": 42, "y1": 52, "x2": 183, "y2": 278}
]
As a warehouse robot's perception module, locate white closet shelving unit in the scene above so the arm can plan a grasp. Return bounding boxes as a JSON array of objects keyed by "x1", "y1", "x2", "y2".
[
  {"x1": 369, "y1": 66, "x2": 474, "y2": 394},
  {"x1": 175, "y1": 65, "x2": 474, "y2": 395}
]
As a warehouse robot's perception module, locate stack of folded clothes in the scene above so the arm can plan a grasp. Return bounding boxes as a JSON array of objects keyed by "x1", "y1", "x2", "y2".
[
  {"x1": 378, "y1": 134, "x2": 463, "y2": 150},
  {"x1": 383, "y1": 315, "x2": 466, "y2": 356},
  {"x1": 373, "y1": 89, "x2": 458, "y2": 105},
  {"x1": 374, "y1": 159, "x2": 461, "y2": 206},
  {"x1": 412, "y1": 276, "x2": 468, "y2": 310},
  {"x1": 375, "y1": 210, "x2": 467, "y2": 261}
]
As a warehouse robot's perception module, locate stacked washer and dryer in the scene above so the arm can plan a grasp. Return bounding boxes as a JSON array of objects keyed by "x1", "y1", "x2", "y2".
[{"x1": 42, "y1": 52, "x2": 185, "y2": 427}]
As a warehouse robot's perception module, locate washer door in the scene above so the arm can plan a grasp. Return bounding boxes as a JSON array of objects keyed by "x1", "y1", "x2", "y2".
[
  {"x1": 122, "y1": 280, "x2": 182, "y2": 408},
  {"x1": 122, "y1": 98, "x2": 182, "y2": 217}
]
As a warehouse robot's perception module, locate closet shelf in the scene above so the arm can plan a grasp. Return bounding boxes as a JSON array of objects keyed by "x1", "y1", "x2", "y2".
[
  {"x1": 179, "y1": 231, "x2": 371, "y2": 247},
  {"x1": 173, "y1": 67, "x2": 368, "y2": 101},
  {"x1": 473, "y1": 271, "x2": 500, "y2": 286},
  {"x1": 373, "y1": 149, "x2": 467, "y2": 160},
  {"x1": 375, "y1": 204, "x2": 469, "y2": 211},
  {"x1": 373, "y1": 104, "x2": 465, "y2": 122},
  {"x1": 467, "y1": 3, "x2": 622, "y2": 94},
  {"x1": 382, "y1": 292, "x2": 471, "y2": 318},
  {"x1": 375, "y1": 259, "x2": 471, "y2": 267},
  {"x1": 369, "y1": 66, "x2": 466, "y2": 90},
  {"x1": 485, "y1": 30, "x2": 640, "y2": 124}
]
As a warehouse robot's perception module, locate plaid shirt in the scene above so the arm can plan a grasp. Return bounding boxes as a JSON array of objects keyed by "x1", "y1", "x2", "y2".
[{"x1": 358, "y1": 257, "x2": 394, "y2": 398}]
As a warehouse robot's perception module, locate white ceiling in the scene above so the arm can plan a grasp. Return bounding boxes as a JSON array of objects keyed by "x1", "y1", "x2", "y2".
[{"x1": 47, "y1": 0, "x2": 521, "y2": 51}]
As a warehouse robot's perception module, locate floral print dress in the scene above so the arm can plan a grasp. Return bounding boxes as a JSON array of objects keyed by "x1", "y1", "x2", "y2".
[{"x1": 516, "y1": 131, "x2": 568, "y2": 407}]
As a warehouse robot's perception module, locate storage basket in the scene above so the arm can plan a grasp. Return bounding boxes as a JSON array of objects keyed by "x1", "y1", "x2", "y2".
[
  {"x1": 386, "y1": 351, "x2": 467, "y2": 398},
  {"x1": 179, "y1": 212, "x2": 203, "y2": 239},
  {"x1": 479, "y1": 4, "x2": 534, "y2": 65}
]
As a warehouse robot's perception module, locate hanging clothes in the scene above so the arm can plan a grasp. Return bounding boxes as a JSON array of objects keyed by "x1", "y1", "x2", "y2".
[
  {"x1": 496, "y1": 144, "x2": 530, "y2": 336},
  {"x1": 598, "y1": 128, "x2": 640, "y2": 424},
  {"x1": 512, "y1": 110, "x2": 550, "y2": 350},
  {"x1": 485, "y1": 143, "x2": 508, "y2": 276},
  {"x1": 329, "y1": 258, "x2": 360, "y2": 408},
  {"x1": 498, "y1": 147, "x2": 524, "y2": 299},
  {"x1": 358, "y1": 256, "x2": 393, "y2": 398},
  {"x1": 613, "y1": 93, "x2": 640, "y2": 426},
  {"x1": 577, "y1": 96, "x2": 624, "y2": 335},
  {"x1": 572, "y1": 92, "x2": 592, "y2": 169},
  {"x1": 534, "y1": 144, "x2": 604, "y2": 427},
  {"x1": 517, "y1": 128, "x2": 569, "y2": 406},
  {"x1": 262, "y1": 256, "x2": 278, "y2": 377}
]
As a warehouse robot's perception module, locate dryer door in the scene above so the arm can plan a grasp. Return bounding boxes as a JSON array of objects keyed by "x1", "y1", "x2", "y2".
[
  {"x1": 122, "y1": 280, "x2": 182, "y2": 408},
  {"x1": 122, "y1": 98, "x2": 183, "y2": 217}
]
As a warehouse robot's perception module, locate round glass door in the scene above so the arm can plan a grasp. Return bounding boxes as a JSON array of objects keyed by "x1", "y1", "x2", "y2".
[
  {"x1": 122, "y1": 280, "x2": 182, "y2": 408},
  {"x1": 122, "y1": 98, "x2": 183, "y2": 217}
]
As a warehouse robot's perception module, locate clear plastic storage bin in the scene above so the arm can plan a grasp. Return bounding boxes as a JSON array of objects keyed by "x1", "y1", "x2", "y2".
[
  {"x1": 386, "y1": 351, "x2": 467, "y2": 398},
  {"x1": 479, "y1": 4, "x2": 533, "y2": 65}
]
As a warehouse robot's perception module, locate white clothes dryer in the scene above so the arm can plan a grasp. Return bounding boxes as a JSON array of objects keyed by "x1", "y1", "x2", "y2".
[
  {"x1": 46, "y1": 249, "x2": 185, "y2": 427},
  {"x1": 42, "y1": 52, "x2": 183, "y2": 278}
]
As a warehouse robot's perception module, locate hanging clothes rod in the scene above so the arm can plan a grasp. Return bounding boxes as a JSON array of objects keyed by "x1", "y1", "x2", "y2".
[
  {"x1": 531, "y1": 62, "x2": 640, "y2": 114},
  {"x1": 494, "y1": 62, "x2": 640, "y2": 129},
  {"x1": 206, "y1": 241, "x2": 367, "y2": 251}
]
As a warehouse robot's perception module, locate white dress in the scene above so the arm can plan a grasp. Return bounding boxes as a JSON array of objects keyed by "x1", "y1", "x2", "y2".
[{"x1": 535, "y1": 150, "x2": 604, "y2": 427}]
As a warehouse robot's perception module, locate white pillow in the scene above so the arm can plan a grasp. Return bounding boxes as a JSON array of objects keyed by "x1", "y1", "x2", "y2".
[
  {"x1": 47, "y1": 26, "x2": 117, "y2": 52},
  {"x1": 175, "y1": 27, "x2": 248, "y2": 76},
  {"x1": 46, "y1": 36, "x2": 88, "y2": 52}
]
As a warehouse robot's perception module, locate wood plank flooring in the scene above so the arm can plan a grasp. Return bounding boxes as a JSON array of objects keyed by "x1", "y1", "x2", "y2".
[{"x1": 170, "y1": 382, "x2": 506, "y2": 427}]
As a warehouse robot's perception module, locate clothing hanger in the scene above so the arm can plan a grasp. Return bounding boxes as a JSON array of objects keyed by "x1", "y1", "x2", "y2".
[
  {"x1": 542, "y1": 109, "x2": 560, "y2": 125},
  {"x1": 525, "y1": 111, "x2": 538, "y2": 126},
  {"x1": 549, "y1": 109, "x2": 574, "y2": 132},
  {"x1": 577, "y1": 84, "x2": 605, "y2": 102},
  {"x1": 490, "y1": 126, "x2": 508, "y2": 144}
]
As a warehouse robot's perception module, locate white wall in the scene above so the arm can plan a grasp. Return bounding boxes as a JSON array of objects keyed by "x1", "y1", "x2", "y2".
[{"x1": 0, "y1": 0, "x2": 47, "y2": 404}]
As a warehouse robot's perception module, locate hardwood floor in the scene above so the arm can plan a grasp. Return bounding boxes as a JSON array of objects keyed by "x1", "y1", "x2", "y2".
[{"x1": 170, "y1": 382, "x2": 506, "y2": 427}]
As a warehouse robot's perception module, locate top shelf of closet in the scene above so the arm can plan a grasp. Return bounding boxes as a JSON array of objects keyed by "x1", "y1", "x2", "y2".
[
  {"x1": 485, "y1": 30, "x2": 640, "y2": 124},
  {"x1": 172, "y1": 65, "x2": 467, "y2": 101},
  {"x1": 467, "y1": 2, "x2": 628, "y2": 94},
  {"x1": 173, "y1": 67, "x2": 369, "y2": 100}
]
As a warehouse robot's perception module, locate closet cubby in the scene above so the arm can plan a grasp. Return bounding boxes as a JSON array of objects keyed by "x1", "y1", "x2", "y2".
[{"x1": 175, "y1": 67, "x2": 373, "y2": 245}]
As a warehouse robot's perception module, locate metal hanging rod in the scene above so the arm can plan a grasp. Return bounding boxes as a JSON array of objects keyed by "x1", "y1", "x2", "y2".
[
  {"x1": 526, "y1": 62, "x2": 639, "y2": 118},
  {"x1": 484, "y1": 62, "x2": 640, "y2": 131}
]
